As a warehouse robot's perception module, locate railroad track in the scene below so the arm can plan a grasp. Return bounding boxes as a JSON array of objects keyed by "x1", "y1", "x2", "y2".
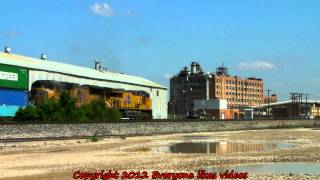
[
  {"x1": 0, "y1": 136, "x2": 91, "y2": 143},
  {"x1": 0, "y1": 135, "x2": 128, "y2": 143},
  {"x1": 0, "y1": 117, "x2": 13, "y2": 121}
]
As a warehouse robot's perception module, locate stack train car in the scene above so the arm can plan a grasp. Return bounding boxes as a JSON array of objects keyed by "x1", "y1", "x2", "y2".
[{"x1": 30, "y1": 80, "x2": 153, "y2": 119}]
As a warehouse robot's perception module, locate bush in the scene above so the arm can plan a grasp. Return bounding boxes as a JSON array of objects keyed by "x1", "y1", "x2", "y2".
[
  {"x1": 15, "y1": 91, "x2": 121, "y2": 122},
  {"x1": 81, "y1": 98, "x2": 121, "y2": 121},
  {"x1": 59, "y1": 91, "x2": 76, "y2": 113},
  {"x1": 15, "y1": 106, "x2": 39, "y2": 122},
  {"x1": 37, "y1": 98, "x2": 63, "y2": 122},
  {"x1": 88, "y1": 134, "x2": 99, "y2": 142},
  {"x1": 106, "y1": 108, "x2": 121, "y2": 121},
  {"x1": 69, "y1": 108, "x2": 88, "y2": 123}
]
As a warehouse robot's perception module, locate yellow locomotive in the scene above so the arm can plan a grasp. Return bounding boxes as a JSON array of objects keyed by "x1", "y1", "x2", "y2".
[{"x1": 30, "y1": 81, "x2": 152, "y2": 119}]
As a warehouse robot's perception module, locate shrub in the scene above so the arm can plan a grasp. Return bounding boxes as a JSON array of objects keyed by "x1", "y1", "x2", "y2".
[
  {"x1": 15, "y1": 106, "x2": 39, "y2": 122},
  {"x1": 38, "y1": 98, "x2": 62, "y2": 122},
  {"x1": 59, "y1": 90, "x2": 76, "y2": 113},
  {"x1": 90, "y1": 98, "x2": 109, "y2": 121},
  {"x1": 83, "y1": 98, "x2": 121, "y2": 121},
  {"x1": 106, "y1": 108, "x2": 121, "y2": 121},
  {"x1": 89, "y1": 134, "x2": 99, "y2": 142},
  {"x1": 15, "y1": 91, "x2": 121, "y2": 122},
  {"x1": 69, "y1": 108, "x2": 88, "y2": 123}
]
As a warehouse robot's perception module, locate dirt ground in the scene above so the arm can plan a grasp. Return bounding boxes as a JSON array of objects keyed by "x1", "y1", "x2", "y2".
[{"x1": 1, "y1": 128, "x2": 320, "y2": 180}]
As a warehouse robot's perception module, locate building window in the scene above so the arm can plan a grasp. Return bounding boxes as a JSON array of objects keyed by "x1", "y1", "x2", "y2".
[{"x1": 156, "y1": 90, "x2": 159, "y2": 96}]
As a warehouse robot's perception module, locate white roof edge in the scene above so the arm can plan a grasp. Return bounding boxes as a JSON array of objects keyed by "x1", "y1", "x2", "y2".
[
  {"x1": 0, "y1": 52, "x2": 167, "y2": 89},
  {"x1": 252, "y1": 100, "x2": 320, "y2": 108}
]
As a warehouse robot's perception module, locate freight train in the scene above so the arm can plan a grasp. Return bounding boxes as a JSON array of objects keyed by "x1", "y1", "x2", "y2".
[{"x1": 30, "y1": 80, "x2": 153, "y2": 119}]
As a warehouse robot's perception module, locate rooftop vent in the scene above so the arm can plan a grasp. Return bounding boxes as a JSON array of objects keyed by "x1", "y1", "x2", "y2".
[
  {"x1": 4, "y1": 47, "x2": 11, "y2": 54},
  {"x1": 40, "y1": 54, "x2": 47, "y2": 60},
  {"x1": 94, "y1": 60, "x2": 102, "y2": 70}
]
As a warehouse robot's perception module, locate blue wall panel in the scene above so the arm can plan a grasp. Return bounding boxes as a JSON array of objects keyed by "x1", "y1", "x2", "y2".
[
  {"x1": 0, "y1": 105, "x2": 21, "y2": 117},
  {"x1": 0, "y1": 89, "x2": 28, "y2": 106}
]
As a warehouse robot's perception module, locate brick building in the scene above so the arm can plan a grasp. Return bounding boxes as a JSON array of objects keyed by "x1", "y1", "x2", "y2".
[
  {"x1": 264, "y1": 94, "x2": 278, "y2": 104},
  {"x1": 213, "y1": 65, "x2": 264, "y2": 108},
  {"x1": 169, "y1": 62, "x2": 266, "y2": 117}
]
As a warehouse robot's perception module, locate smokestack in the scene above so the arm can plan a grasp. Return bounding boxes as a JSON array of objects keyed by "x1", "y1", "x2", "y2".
[
  {"x1": 191, "y1": 62, "x2": 197, "y2": 74},
  {"x1": 206, "y1": 73, "x2": 211, "y2": 100}
]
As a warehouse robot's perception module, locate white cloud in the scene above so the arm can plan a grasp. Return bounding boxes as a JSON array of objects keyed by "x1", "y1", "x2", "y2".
[
  {"x1": 238, "y1": 61, "x2": 275, "y2": 70},
  {"x1": 90, "y1": 2, "x2": 113, "y2": 16},
  {"x1": 164, "y1": 73, "x2": 172, "y2": 80},
  {"x1": 0, "y1": 31, "x2": 19, "y2": 37}
]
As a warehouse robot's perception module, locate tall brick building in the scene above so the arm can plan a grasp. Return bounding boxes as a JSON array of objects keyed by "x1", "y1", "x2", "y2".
[
  {"x1": 213, "y1": 65, "x2": 264, "y2": 108},
  {"x1": 169, "y1": 62, "x2": 266, "y2": 116}
]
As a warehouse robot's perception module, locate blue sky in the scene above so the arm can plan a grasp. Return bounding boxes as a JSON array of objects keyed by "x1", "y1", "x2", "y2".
[{"x1": 1, "y1": 0, "x2": 320, "y2": 101}]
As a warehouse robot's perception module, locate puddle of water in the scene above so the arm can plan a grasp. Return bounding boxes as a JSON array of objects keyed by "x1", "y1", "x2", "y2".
[
  {"x1": 208, "y1": 162, "x2": 320, "y2": 175},
  {"x1": 153, "y1": 142, "x2": 292, "y2": 154}
]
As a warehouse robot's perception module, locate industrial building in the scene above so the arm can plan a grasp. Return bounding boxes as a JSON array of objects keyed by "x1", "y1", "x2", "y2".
[
  {"x1": 169, "y1": 62, "x2": 267, "y2": 118},
  {"x1": 169, "y1": 62, "x2": 207, "y2": 117},
  {"x1": 213, "y1": 65, "x2": 265, "y2": 108},
  {"x1": 193, "y1": 99, "x2": 240, "y2": 119},
  {"x1": 0, "y1": 48, "x2": 168, "y2": 119},
  {"x1": 252, "y1": 100, "x2": 320, "y2": 119}
]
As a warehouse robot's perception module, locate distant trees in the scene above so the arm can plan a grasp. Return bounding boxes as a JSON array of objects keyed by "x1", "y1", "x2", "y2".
[{"x1": 15, "y1": 90, "x2": 121, "y2": 122}]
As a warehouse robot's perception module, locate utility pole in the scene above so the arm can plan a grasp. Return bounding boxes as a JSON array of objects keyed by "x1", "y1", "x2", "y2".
[
  {"x1": 290, "y1": 93, "x2": 293, "y2": 118},
  {"x1": 290, "y1": 92, "x2": 307, "y2": 119},
  {"x1": 290, "y1": 93, "x2": 299, "y2": 119},
  {"x1": 266, "y1": 89, "x2": 272, "y2": 119},
  {"x1": 298, "y1": 93, "x2": 301, "y2": 117},
  {"x1": 304, "y1": 94, "x2": 309, "y2": 118}
]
